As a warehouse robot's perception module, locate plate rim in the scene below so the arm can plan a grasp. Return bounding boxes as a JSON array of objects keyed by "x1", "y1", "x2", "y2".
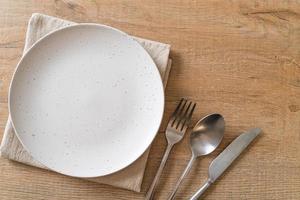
[{"x1": 8, "y1": 23, "x2": 165, "y2": 178}]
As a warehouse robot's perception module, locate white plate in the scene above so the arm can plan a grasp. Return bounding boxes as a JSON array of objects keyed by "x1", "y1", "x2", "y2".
[{"x1": 9, "y1": 24, "x2": 164, "y2": 178}]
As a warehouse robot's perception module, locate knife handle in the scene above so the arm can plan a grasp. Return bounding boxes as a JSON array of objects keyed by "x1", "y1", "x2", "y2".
[{"x1": 189, "y1": 179, "x2": 212, "y2": 200}]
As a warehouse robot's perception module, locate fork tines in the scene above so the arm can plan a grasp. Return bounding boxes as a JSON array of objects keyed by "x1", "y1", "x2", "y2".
[{"x1": 169, "y1": 98, "x2": 196, "y2": 131}]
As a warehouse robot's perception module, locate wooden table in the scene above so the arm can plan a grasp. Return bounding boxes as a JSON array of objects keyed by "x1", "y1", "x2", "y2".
[{"x1": 0, "y1": 1, "x2": 299, "y2": 199}]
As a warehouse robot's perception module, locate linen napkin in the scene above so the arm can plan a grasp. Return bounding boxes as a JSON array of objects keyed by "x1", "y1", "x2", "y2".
[{"x1": 0, "y1": 13, "x2": 172, "y2": 192}]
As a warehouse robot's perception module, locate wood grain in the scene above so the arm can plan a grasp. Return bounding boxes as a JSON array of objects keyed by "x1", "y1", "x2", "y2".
[{"x1": 0, "y1": 0, "x2": 300, "y2": 199}]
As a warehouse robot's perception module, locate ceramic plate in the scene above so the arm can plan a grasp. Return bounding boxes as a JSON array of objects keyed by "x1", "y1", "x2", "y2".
[{"x1": 9, "y1": 24, "x2": 164, "y2": 178}]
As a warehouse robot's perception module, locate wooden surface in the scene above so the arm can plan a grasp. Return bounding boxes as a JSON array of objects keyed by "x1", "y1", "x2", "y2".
[{"x1": 0, "y1": 0, "x2": 300, "y2": 199}]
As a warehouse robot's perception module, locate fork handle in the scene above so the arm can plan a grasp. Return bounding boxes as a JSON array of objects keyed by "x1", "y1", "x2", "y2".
[{"x1": 145, "y1": 143, "x2": 173, "y2": 200}]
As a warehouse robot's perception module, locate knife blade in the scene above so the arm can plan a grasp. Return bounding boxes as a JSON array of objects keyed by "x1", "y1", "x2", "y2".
[{"x1": 189, "y1": 128, "x2": 261, "y2": 200}]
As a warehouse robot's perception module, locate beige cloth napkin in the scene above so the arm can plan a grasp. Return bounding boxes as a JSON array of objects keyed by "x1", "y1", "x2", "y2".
[{"x1": 0, "y1": 13, "x2": 172, "y2": 192}]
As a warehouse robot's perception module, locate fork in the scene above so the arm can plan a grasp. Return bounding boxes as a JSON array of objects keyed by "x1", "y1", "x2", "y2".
[{"x1": 145, "y1": 98, "x2": 196, "y2": 200}]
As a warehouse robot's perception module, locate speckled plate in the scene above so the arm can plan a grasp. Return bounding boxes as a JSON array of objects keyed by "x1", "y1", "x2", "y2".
[{"x1": 8, "y1": 24, "x2": 164, "y2": 178}]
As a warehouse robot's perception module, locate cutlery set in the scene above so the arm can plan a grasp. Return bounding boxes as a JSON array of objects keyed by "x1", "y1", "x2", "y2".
[{"x1": 146, "y1": 98, "x2": 261, "y2": 199}]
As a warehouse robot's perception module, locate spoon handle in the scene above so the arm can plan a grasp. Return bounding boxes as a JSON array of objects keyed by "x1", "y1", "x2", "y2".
[
  {"x1": 145, "y1": 143, "x2": 173, "y2": 200},
  {"x1": 167, "y1": 155, "x2": 196, "y2": 200}
]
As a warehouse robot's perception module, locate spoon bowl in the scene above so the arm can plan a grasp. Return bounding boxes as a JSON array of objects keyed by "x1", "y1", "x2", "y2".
[{"x1": 190, "y1": 113, "x2": 225, "y2": 156}]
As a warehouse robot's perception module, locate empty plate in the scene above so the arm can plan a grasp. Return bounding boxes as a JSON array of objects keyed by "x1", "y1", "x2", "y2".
[{"x1": 9, "y1": 24, "x2": 164, "y2": 177}]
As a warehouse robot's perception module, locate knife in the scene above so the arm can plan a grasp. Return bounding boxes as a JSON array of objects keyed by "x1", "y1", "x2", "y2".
[{"x1": 189, "y1": 128, "x2": 261, "y2": 200}]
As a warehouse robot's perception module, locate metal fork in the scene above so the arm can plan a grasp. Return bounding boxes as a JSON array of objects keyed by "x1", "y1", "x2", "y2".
[{"x1": 145, "y1": 98, "x2": 196, "y2": 200}]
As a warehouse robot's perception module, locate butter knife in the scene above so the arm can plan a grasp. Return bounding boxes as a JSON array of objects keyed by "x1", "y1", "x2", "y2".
[{"x1": 189, "y1": 128, "x2": 261, "y2": 200}]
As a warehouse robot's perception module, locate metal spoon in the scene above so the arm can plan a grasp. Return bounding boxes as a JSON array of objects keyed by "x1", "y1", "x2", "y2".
[{"x1": 167, "y1": 113, "x2": 225, "y2": 200}]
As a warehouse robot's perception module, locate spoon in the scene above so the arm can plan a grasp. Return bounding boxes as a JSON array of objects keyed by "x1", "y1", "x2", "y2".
[{"x1": 167, "y1": 113, "x2": 225, "y2": 200}]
